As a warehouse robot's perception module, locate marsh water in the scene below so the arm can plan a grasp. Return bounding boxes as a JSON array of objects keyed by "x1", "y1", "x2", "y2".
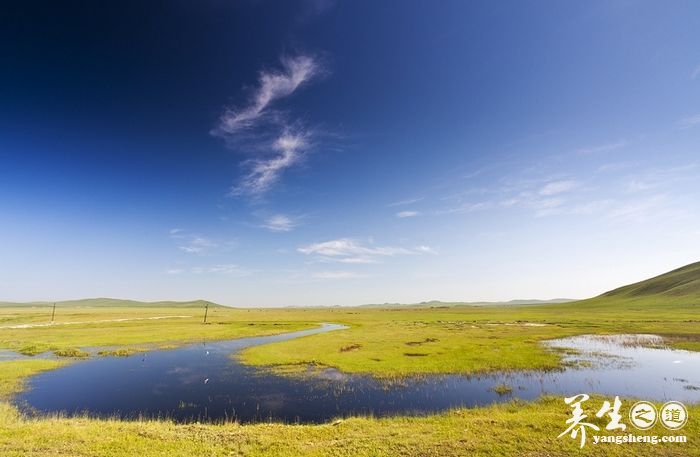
[{"x1": 14, "y1": 326, "x2": 700, "y2": 423}]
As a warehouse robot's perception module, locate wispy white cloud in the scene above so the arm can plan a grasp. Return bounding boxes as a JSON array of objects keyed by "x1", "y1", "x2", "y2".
[
  {"x1": 606, "y1": 195, "x2": 668, "y2": 222},
  {"x1": 312, "y1": 270, "x2": 365, "y2": 280},
  {"x1": 564, "y1": 195, "x2": 679, "y2": 222},
  {"x1": 569, "y1": 199, "x2": 615, "y2": 216},
  {"x1": 231, "y1": 131, "x2": 308, "y2": 196},
  {"x1": 415, "y1": 245, "x2": 438, "y2": 255},
  {"x1": 396, "y1": 210, "x2": 420, "y2": 218},
  {"x1": 679, "y1": 114, "x2": 700, "y2": 129},
  {"x1": 298, "y1": 238, "x2": 432, "y2": 264},
  {"x1": 437, "y1": 201, "x2": 494, "y2": 215},
  {"x1": 626, "y1": 180, "x2": 656, "y2": 192},
  {"x1": 435, "y1": 146, "x2": 696, "y2": 226},
  {"x1": 169, "y1": 229, "x2": 219, "y2": 254},
  {"x1": 262, "y1": 214, "x2": 297, "y2": 232},
  {"x1": 576, "y1": 140, "x2": 628, "y2": 155},
  {"x1": 505, "y1": 176, "x2": 577, "y2": 211},
  {"x1": 179, "y1": 237, "x2": 218, "y2": 254},
  {"x1": 169, "y1": 229, "x2": 235, "y2": 255},
  {"x1": 597, "y1": 162, "x2": 635, "y2": 173},
  {"x1": 530, "y1": 197, "x2": 566, "y2": 217},
  {"x1": 439, "y1": 174, "x2": 581, "y2": 217},
  {"x1": 213, "y1": 55, "x2": 318, "y2": 135},
  {"x1": 191, "y1": 264, "x2": 252, "y2": 277},
  {"x1": 623, "y1": 164, "x2": 697, "y2": 193},
  {"x1": 539, "y1": 180, "x2": 578, "y2": 196},
  {"x1": 211, "y1": 54, "x2": 323, "y2": 197},
  {"x1": 692, "y1": 64, "x2": 700, "y2": 80},
  {"x1": 388, "y1": 197, "x2": 424, "y2": 207},
  {"x1": 166, "y1": 264, "x2": 252, "y2": 277}
]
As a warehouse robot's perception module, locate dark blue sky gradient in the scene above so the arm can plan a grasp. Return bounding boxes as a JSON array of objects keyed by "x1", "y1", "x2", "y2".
[{"x1": 2, "y1": 1, "x2": 700, "y2": 305}]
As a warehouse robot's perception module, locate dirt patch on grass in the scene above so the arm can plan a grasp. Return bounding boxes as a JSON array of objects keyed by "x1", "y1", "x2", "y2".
[
  {"x1": 340, "y1": 343, "x2": 362, "y2": 353},
  {"x1": 405, "y1": 338, "x2": 439, "y2": 346}
]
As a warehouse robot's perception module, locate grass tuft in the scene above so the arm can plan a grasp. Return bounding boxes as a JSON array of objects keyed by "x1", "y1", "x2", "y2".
[
  {"x1": 492, "y1": 383, "x2": 513, "y2": 395},
  {"x1": 53, "y1": 348, "x2": 89, "y2": 358}
]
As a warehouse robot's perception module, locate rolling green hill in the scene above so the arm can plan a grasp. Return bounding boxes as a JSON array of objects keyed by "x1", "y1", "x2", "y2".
[
  {"x1": 600, "y1": 261, "x2": 700, "y2": 299},
  {"x1": 0, "y1": 298, "x2": 223, "y2": 308}
]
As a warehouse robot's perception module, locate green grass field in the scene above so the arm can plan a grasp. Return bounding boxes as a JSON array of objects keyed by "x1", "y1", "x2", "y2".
[
  {"x1": 0, "y1": 262, "x2": 699, "y2": 455},
  {"x1": 241, "y1": 263, "x2": 700, "y2": 375},
  {"x1": 0, "y1": 304, "x2": 315, "y2": 356},
  {"x1": 0, "y1": 396, "x2": 696, "y2": 457}
]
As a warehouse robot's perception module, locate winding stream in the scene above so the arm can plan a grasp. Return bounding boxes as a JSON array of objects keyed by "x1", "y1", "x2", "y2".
[{"x1": 12, "y1": 325, "x2": 700, "y2": 423}]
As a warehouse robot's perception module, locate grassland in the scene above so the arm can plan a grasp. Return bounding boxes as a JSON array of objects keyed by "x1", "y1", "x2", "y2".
[
  {"x1": 2, "y1": 298, "x2": 697, "y2": 377},
  {"x1": 239, "y1": 297, "x2": 700, "y2": 377},
  {"x1": 1, "y1": 263, "x2": 699, "y2": 455},
  {"x1": 239, "y1": 262, "x2": 700, "y2": 375},
  {"x1": 0, "y1": 305, "x2": 314, "y2": 356},
  {"x1": 0, "y1": 300, "x2": 697, "y2": 455},
  {"x1": 0, "y1": 396, "x2": 696, "y2": 456}
]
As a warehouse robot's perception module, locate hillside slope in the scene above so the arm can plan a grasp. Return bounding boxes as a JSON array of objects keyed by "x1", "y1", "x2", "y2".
[
  {"x1": 0, "y1": 298, "x2": 223, "y2": 308},
  {"x1": 600, "y1": 261, "x2": 700, "y2": 299}
]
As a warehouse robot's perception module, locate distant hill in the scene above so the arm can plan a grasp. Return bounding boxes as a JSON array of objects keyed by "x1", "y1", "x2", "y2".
[
  {"x1": 360, "y1": 298, "x2": 575, "y2": 308},
  {"x1": 600, "y1": 261, "x2": 700, "y2": 299},
  {"x1": 0, "y1": 298, "x2": 223, "y2": 308}
]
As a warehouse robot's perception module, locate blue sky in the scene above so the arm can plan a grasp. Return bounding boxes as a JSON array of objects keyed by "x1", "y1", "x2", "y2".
[{"x1": 1, "y1": 1, "x2": 700, "y2": 306}]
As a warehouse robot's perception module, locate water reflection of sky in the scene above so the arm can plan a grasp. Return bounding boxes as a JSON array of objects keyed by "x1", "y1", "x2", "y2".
[{"x1": 12, "y1": 328, "x2": 700, "y2": 424}]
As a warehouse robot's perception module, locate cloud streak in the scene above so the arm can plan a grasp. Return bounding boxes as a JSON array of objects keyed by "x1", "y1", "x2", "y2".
[
  {"x1": 212, "y1": 54, "x2": 322, "y2": 197},
  {"x1": 192, "y1": 264, "x2": 252, "y2": 277},
  {"x1": 213, "y1": 55, "x2": 318, "y2": 135},
  {"x1": 576, "y1": 140, "x2": 628, "y2": 155},
  {"x1": 679, "y1": 114, "x2": 700, "y2": 129},
  {"x1": 262, "y1": 214, "x2": 297, "y2": 232},
  {"x1": 231, "y1": 131, "x2": 308, "y2": 196},
  {"x1": 298, "y1": 238, "x2": 434, "y2": 264},
  {"x1": 312, "y1": 270, "x2": 365, "y2": 280},
  {"x1": 168, "y1": 265, "x2": 253, "y2": 277},
  {"x1": 692, "y1": 64, "x2": 700, "y2": 80},
  {"x1": 169, "y1": 229, "x2": 219, "y2": 255},
  {"x1": 539, "y1": 180, "x2": 578, "y2": 196},
  {"x1": 388, "y1": 197, "x2": 424, "y2": 207}
]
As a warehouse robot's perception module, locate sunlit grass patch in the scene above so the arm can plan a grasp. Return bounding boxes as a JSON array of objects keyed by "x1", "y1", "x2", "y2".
[
  {"x1": 0, "y1": 397, "x2": 696, "y2": 456},
  {"x1": 53, "y1": 348, "x2": 89, "y2": 358}
]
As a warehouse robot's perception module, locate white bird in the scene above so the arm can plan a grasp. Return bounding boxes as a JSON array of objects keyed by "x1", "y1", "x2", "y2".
[{"x1": 204, "y1": 378, "x2": 210, "y2": 384}]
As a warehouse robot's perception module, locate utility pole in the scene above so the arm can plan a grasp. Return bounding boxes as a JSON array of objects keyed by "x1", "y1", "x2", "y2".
[
  {"x1": 51, "y1": 302, "x2": 56, "y2": 323},
  {"x1": 203, "y1": 303, "x2": 209, "y2": 324}
]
